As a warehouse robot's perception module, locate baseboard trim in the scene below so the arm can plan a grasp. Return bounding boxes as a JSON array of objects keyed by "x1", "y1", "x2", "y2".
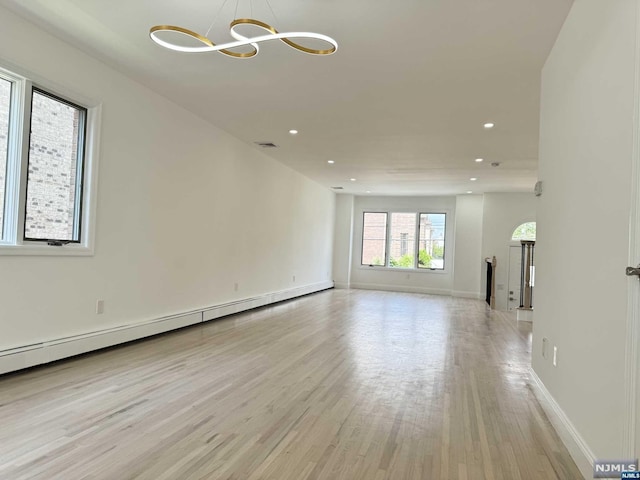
[
  {"x1": 452, "y1": 290, "x2": 483, "y2": 299},
  {"x1": 333, "y1": 282, "x2": 350, "y2": 289},
  {"x1": 350, "y1": 282, "x2": 451, "y2": 296},
  {"x1": 0, "y1": 281, "x2": 334, "y2": 376},
  {"x1": 528, "y1": 368, "x2": 594, "y2": 479}
]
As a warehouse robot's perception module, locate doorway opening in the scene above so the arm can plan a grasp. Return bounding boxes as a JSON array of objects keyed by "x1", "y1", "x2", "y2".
[{"x1": 508, "y1": 222, "x2": 536, "y2": 311}]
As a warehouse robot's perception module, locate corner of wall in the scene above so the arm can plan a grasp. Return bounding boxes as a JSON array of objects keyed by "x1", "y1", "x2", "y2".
[{"x1": 332, "y1": 194, "x2": 355, "y2": 287}]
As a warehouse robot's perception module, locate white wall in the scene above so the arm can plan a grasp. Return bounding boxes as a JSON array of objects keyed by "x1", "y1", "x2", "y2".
[
  {"x1": 332, "y1": 194, "x2": 354, "y2": 288},
  {"x1": 453, "y1": 194, "x2": 484, "y2": 298},
  {"x1": 481, "y1": 193, "x2": 537, "y2": 311},
  {"x1": 534, "y1": 0, "x2": 637, "y2": 466},
  {"x1": 349, "y1": 195, "x2": 455, "y2": 295},
  {"x1": 0, "y1": 7, "x2": 335, "y2": 351}
]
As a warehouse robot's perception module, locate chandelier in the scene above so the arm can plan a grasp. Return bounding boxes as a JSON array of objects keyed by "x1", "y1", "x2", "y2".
[{"x1": 149, "y1": 3, "x2": 338, "y2": 59}]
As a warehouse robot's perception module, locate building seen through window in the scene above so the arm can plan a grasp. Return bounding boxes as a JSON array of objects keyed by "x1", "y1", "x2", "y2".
[{"x1": 362, "y1": 212, "x2": 446, "y2": 269}]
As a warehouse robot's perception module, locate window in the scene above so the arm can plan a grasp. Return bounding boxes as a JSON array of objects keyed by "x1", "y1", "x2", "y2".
[
  {"x1": 389, "y1": 213, "x2": 416, "y2": 268},
  {"x1": 0, "y1": 78, "x2": 10, "y2": 239},
  {"x1": 25, "y1": 90, "x2": 86, "y2": 242},
  {"x1": 0, "y1": 66, "x2": 98, "y2": 254},
  {"x1": 361, "y1": 212, "x2": 387, "y2": 266},
  {"x1": 361, "y1": 211, "x2": 447, "y2": 270},
  {"x1": 400, "y1": 233, "x2": 408, "y2": 256},
  {"x1": 418, "y1": 213, "x2": 446, "y2": 269},
  {"x1": 511, "y1": 222, "x2": 536, "y2": 241}
]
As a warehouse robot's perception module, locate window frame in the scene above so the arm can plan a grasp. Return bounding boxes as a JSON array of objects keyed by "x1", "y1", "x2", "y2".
[
  {"x1": 0, "y1": 64, "x2": 101, "y2": 256},
  {"x1": 360, "y1": 211, "x2": 388, "y2": 267},
  {"x1": 388, "y1": 212, "x2": 418, "y2": 269},
  {"x1": 417, "y1": 212, "x2": 447, "y2": 271},
  {"x1": 360, "y1": 210, "x2": 448, "y2": 272},
  {"x1": 23, "y1": 87, "x2": 88, "y2": 244}
]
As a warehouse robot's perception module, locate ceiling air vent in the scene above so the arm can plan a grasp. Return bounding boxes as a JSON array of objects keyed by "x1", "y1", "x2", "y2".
[
  {"x1": 331, "y1": 186, "x2": 344, "y2": 190},
  {"x1": 254, "y1": 141, "x2": 278, "y2": 148}
]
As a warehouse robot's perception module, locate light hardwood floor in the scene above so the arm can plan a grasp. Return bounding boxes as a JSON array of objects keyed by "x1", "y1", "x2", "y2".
[{"x1": 0, "y1": 290, "x2": 582, "y2": 479}]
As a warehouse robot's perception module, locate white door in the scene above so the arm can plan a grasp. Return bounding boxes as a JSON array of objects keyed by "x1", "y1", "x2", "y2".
[{"x1": 507, "y1": 245, "x2": 522, "y2": 311}]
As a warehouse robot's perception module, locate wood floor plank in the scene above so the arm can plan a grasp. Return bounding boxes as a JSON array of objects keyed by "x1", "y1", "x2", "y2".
[{"x1": 0, "y1": 290, "x2": 582, "y2": 479}]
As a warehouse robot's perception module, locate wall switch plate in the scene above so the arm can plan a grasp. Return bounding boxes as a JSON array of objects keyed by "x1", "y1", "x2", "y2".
[
  {"x1": 96, "y1": 300, "x2": 105, "y2": 315},
  {"x1": 553, "y1": 346, "x2": 558, "y2": 367}
]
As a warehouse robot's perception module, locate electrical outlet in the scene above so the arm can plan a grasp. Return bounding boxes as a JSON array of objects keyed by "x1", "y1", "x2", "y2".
[
  {"x1": 96, "y1": 300, "x2": 105, "y2": 315},
  {"x1": 234, "y1": 283, "x2": 239, "y2": 292},
  {"x1": 553, "y1": 346, "x2": 558, "y2": 367},
  {"x1": 542, "y1": 338, "x2": 548, "y2": 358}
]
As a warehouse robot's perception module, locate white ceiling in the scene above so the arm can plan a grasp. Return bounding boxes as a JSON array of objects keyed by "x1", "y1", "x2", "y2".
[{"x1": 1, "y1": 0, "x2": 573, "y2": 196}]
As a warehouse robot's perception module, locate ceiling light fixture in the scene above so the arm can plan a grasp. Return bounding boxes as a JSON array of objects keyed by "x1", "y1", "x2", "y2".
[
  {"x1": 289, "y1": 129, "x2": 298, "y2": 135},
  {"x1": 475, "y1": 158, "x2": 484, "y2": 163},
  {"x1": 470, "y1": 177, "x2": 477, "y2": 181},
  {"x1": 483, "y1": 123, "x2": 495, "y2": 129},
  {"x1": 467, "y1": 191, "x2": 473, "y2": 194},
  {"x1": 350, "y1": 178, "x2": 356, "y2": 182},
  {"x1": 327, "y1": 160, "x2": 335, "y2": 164},
  {"x1": 150, "y1": 16, "x2": 337, "y2": 59}
]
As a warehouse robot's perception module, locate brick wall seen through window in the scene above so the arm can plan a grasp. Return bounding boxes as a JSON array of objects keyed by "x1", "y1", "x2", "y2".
[
  {"x1": 0, "y1": 78, "x2": 10, "y2": 239},
  {"x1": 24, "y1": 91, "x2": 84, "y2": 241}
]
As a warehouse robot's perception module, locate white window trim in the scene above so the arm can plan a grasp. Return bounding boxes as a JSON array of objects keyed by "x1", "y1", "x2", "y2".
[
  {"x1": 358, "y1": 265, "x2": 450, "y2": 275},
  {"x1": 359, "y1": 210, "x2": 449, "y2": 273},
  {"x1": 0, "y1": 64, "x2": 101, "y2": 256}
]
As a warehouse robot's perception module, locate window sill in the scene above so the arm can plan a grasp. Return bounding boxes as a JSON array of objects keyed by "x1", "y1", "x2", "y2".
[
  {"x1": 0, "y1": 243, "x2": 94, "y2": 256},
  {"x1": 358, "y1": 265, "x2": 448, "y2": 274}
]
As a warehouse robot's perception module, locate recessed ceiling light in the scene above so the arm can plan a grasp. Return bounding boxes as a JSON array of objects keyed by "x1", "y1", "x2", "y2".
[
  {"x1": 327, "y1": 160, "x2": 335, "y2": 164},
  {"x1": 470, "y1": 177, "x2": 477, "y2": 181},
  {"x1": 483, "y1": 123, "x2": 495, "y2": 129},
  {"x1": 350, "y1": 178, "x2": 356, "y2": 182},
  {"x1": 475, "y1": 158, "x2": 484, "y2": 163},
  {"x1": 366, "y1": 190, "x2": 371, "y2": 193},
  {"x1": 289, "y1": 129, "x2": 298, "y2": 135},
  {"x1": 467, "y1": 191, "x2": 473, "y2": 194}
]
